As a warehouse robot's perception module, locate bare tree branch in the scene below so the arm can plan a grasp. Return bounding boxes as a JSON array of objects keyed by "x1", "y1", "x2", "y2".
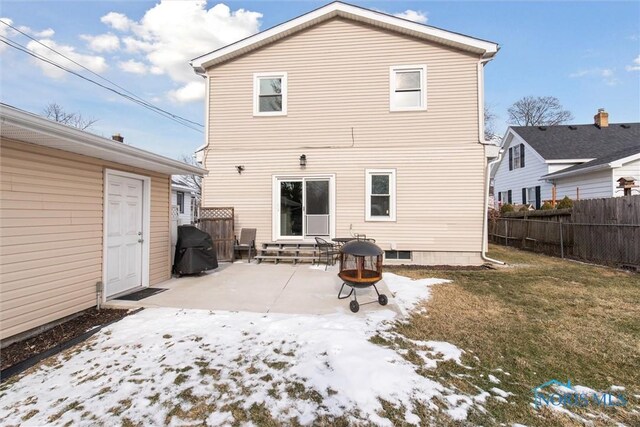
[
  {"x1": 507, "y1": 96, "x2": 573, "y2": 126},
  {"x1": 484, "y1": 104, "x2": 498, "y2": 141},
  {"x1": 43, "y1": 103, "x2": 98, "y2": 130},
  {"x1": 177, "y1": 154, "x2": 202, "y2": 204}
]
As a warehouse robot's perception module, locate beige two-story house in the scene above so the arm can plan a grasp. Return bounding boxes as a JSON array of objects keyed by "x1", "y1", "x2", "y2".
[{"x1": 191, "y1": 2, "x2": 500, "y2": 265}]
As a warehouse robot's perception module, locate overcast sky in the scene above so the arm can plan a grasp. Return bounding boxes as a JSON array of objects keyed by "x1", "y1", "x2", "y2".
[{"x1": 1, "y1": 1, "x2": 638, "y2": 159}]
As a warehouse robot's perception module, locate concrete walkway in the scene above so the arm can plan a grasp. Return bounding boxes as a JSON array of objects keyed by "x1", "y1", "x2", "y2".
[{"x1": 104, "y1": 262, "x2": 399, "y2": 316}]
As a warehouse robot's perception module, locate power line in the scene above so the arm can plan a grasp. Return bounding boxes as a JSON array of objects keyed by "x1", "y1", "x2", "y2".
[{"x1": 0, "y1": 21, "x2": 204, "y2": 132}]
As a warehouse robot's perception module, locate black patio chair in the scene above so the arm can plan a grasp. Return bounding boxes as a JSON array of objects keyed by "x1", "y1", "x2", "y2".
[
  {"x1": 234, "y1": 228, "x2": 256, "y2": 262},
  {"x1": 315, "y1": 237, "x2": 339, "y2": 270}
]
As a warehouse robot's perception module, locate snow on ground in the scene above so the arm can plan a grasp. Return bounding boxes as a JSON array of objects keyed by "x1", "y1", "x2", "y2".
[
  {"x1": 488, "y1": 374, "x2": 501, "y2": 384},
  {"x1": 0, "y1": 274, "x2": 478, "y2": 426}
]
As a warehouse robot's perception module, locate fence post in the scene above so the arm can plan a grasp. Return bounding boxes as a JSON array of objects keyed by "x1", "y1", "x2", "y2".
[
  {"x1": 505, "y1": 220, "x2": 508, "y2": 246},
  {"x1": 559, "y1": 222, "x2": 564, "y2": 258}
]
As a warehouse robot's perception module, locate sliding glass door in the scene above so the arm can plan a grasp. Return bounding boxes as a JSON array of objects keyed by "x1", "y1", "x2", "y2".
[{"x1": 276, "y1": 177, "x2": 332, "y2": 240}]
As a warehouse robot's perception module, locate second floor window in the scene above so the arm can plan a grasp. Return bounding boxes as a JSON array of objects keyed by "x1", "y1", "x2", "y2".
[
  {"x1": 254, "y1": 72, "x2": 287, "y2": 116},
  {"x1": 509, "y1": 143, "x2": 525, "y2": 170},
  {"x1": 390, "y1": 65, "x2": 426, "y2": 111}
]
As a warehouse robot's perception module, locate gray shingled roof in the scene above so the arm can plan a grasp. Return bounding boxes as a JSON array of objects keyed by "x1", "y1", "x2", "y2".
[
  {"x1": 511, "y1": 123, "x2": 640, "y2": 160},
  {"x1": 543, "y1": 144, "x2": 640, "y2": 178}
]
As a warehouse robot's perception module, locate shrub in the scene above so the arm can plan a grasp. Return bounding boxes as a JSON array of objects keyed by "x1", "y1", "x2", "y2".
[
  {"x1": 540, "y1": 201, "x2": 553, "y2": 210},
  {"x1": 500, "y1": 203, "x2": 514, "y2": 214},
  {"x1": 519, "y1": 205, "x2": 530, "y2": 212},
  {"x1": 556, "y1": 196, "x2": 574, "y2": 210}
]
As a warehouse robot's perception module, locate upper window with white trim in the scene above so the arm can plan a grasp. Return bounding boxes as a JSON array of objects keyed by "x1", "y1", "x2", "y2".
[
  {"x1": 390, "y1": 65, "x2": 426, "y2": 111},
  {"x1": 366, "y1": 169, "x2": 396, "y2": 221},
  {"x1": 254, "y1": 72, "x2": 287, "y2": 116}
]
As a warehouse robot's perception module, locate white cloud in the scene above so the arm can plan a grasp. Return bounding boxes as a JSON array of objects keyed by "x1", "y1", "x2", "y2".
[
  {"x1": 81, "y1": 33, "x2": 120, "y2": 52},
  {"x1": 625, "y1": 55, "x2": 640, "y2": 71},
  {"x1": 118, "y1": 59, "x2": 147, "y2": 74},
  {"x1": 25, "y1": 38, "x2": 108, "y2": 78},
  {"x1": 569, "y1": 67, "x2": 620, "y2": 86},
  {"x1": 168, "y1": 80, "x2": 205, "y2": 103},
  {"x1": 393, "y1": 9, "x2": 428, "y2": 24},
  {"x1": 101, "y1": 1, "x2": 262, "y2": 103},
  {"x1": 101, "y1": 12, "x2": 134, "y2": 32}
]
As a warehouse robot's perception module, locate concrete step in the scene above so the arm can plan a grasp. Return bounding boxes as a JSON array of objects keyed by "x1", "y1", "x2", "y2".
[{"x1": 254, "y1": 255, "x2": 319, "y2": 264}]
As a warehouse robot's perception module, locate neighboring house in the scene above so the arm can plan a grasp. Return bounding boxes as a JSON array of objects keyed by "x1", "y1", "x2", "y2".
[
  {"x1": 171, "y1": 176, "x2": 197, "y2": 224},
  {"x1": 0, "y1": 103, "x2": 205, "y2": 344},
  {"x1": 191, "y1": 2, "x2": 500, "y2": 265},
  {"x1": 493, "y1": 109, "x2": 640, "y2": 208}
]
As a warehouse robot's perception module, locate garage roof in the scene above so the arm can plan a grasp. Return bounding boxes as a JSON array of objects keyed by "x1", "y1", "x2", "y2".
[{"x1": 0, "y1": 103, "x2": 206, "y2": 176}]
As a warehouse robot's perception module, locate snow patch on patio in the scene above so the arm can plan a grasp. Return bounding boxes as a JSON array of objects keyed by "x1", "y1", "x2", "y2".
[{"x1": 0, "y1": 274, "x2": 478, "y2": 426}]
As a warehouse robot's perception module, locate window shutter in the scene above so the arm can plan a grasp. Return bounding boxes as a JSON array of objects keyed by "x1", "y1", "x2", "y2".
[
  {"x1": 507, "y1": 190, "x2": 512, "y2": 204},
  {"x1": 522, "y1": 188, "x2": 527, "y2": 205},
  {"x1": 498, "y1": 192, "x2": 502, "y2": 202},
  {"x1": 535, "y1": 186, "x2": 541, "y2": 209},
  {"x1": 508, "y1": 147, "x2": 513, "y2": 170},
  {"x1": 520, "y1": 143, "x2": 525, "y2": 168}
]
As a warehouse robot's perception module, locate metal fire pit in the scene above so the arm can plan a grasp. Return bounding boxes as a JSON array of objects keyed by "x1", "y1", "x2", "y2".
[{"x1": 337, "y1": 239, "x2": 388, "y2": 313}]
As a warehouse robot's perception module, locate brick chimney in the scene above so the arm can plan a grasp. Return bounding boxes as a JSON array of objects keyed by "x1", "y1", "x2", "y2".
[
  {"x1": 111, "y1": 133, "x2": 124, "y2": 143},
  {"x1": 594, "y1": 108, "x2": 608, "y2": 128}
]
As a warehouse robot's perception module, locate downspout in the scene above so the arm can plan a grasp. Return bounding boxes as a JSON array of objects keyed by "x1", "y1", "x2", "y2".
[
  {"x1": 481, "y1": 151, "x2": 505, "y2": 264},
  {"x1": 477, "y1": 56, "x2": 505, "y2": 265}
]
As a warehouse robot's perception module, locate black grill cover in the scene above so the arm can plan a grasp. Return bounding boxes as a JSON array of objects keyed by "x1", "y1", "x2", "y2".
[{"x1": 173, "y1": 225, "x2": 218, "y2": 275}]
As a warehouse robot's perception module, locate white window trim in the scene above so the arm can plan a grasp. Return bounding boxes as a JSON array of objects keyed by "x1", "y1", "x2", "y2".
[
  {"x1": 389, "y1": 65, "x2": 427, "y2": 112},
  {"x1": 365, "y1": 169, "x2": 397, "y2": 221},
  {"x1": 253, "y1": 72, "x2": 287, "y2": 116}
]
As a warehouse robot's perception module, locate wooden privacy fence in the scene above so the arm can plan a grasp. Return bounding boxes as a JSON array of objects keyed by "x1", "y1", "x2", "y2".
[
  {"x1": 197, "y1": 207, "x2": 235, "y2": 261},
  {"x1": 489, "y1": 196, "x2": 640, "y2": 269}
]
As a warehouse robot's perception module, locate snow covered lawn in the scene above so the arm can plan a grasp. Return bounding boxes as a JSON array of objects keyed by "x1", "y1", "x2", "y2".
[{"x1": 0, "y1": 273, "x2": 488, "y2": 426}]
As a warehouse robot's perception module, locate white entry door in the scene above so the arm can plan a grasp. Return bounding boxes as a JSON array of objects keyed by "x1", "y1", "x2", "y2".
[{"x1": 105, "y1": 173, "x2": 144, "y2": 297}]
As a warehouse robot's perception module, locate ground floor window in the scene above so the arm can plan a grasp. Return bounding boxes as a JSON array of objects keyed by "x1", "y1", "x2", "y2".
[
  {"x1": 366, "y1": 169, "x2": 396, "y2": 221},
  {"x1": 177, "y1": 191, "x2": 185, "y2": 214},
  {"x1": 385, "y1": 250, "x2": 411, "y2": 260}
]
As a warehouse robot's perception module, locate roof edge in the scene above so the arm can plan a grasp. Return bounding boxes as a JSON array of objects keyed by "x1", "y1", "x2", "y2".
[
  {"x1": 191, "y1": 1, "x2": 499, "y2": 72},
  {"x1": 0, "y1": 103, "x2": 207, "y2": 176}
]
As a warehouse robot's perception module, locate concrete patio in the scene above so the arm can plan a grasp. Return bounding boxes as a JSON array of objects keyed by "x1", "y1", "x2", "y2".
[{"x1": 104, "y1": 262, "x2": 400, "y2": 315}]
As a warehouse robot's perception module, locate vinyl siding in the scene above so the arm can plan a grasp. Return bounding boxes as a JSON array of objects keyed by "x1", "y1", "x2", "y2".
[
  {"x1": 493, "y1": 137, "x2": 554, "y2": 206},
  {"x1": 0, "y1": 138, "x2": 171, "y2": 340},
  {"x1": 613, "y1": 158, "x2": 640, "y2": 197},
  {"x1": 202, "y1": 18, "x2": 486, "y2": 253},
  {"x1": 555, "y1": 169, "x2": 613, "y2": 200}
]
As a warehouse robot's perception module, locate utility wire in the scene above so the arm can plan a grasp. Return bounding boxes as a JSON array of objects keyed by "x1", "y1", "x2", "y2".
[{"x1": 0, "y1": 21, "x2": 204, "y2": 132}]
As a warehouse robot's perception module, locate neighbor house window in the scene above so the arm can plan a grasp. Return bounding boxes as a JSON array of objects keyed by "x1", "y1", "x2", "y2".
[
  {"x1": 498, "y1": 191, "x2": 511, "y2": 205},
  {"x1": 390, "y1": 65, "x2": 426, "y2": 111},
  {"x1": 366, "y1": 169, "x2": 396, "y2": 221},
  {"x1": 177, "y1": 192, "x2": 185, "y2": 214},
  {"x1": 385, "y1": 250, "x2": 411, "y2": 260},
  {"x1": 509, "y1": 143, "x2": 525, "y2": 170},
  {"x1": 254, "y1": 72, "x2": 287, "y2": 116}
]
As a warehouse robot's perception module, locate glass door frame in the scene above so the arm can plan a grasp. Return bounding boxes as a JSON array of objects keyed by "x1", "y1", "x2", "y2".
[{"x1": 272, "y1": 174, "x2": 336, "y2": 242}]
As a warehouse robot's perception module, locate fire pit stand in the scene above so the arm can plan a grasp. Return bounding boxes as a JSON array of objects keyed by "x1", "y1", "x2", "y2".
[{"x1": 337, "y1": 239, "x2": 388, "y2": 313}]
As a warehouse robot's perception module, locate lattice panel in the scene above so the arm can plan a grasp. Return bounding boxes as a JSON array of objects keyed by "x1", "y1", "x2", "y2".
[
  {"x1": 199, "y1": 207, "x2": 234, "y2": 220},
  {"x1": 171, "y1": 206, "x2": 180, "y2": 220}
]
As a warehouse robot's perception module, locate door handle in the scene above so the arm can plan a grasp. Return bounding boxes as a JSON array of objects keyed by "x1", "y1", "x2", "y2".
[{"x1": 138, "y1": 231, "x2": 144, "y2": 244}]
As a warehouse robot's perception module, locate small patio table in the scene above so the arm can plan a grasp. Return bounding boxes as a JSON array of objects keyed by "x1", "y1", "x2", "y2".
[{"x1": 332, "y1": 237, "x2": 356, "y2": 246}]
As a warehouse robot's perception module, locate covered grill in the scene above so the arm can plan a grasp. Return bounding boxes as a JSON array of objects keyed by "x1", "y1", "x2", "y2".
[
  {"x1": 173, "y1": 225, "x2": 218, "y2": 276},
  {"x1": 338, "y1": 239, "x2": 388, "y2": 313}
]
